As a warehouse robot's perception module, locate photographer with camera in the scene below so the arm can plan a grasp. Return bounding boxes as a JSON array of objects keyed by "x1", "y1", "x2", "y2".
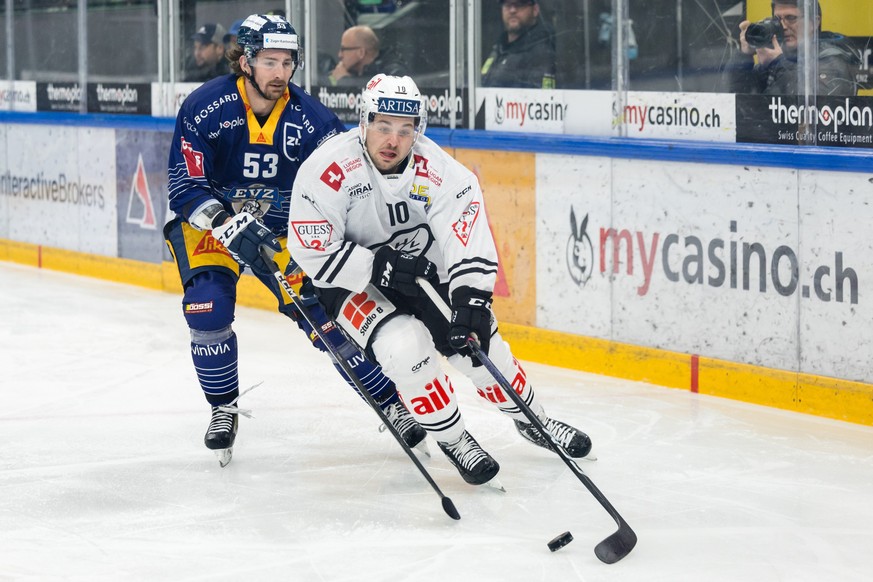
[{"x1": 737, "y1": 0, "x2": 857, "y2": 96}]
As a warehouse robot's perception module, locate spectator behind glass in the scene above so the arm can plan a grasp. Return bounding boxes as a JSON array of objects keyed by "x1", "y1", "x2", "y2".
[
  {"x1": 327, "y1": 25, "x2": 407, "y2": 87},
  {"x1": 737, "y1": 0, "x2": 857, "y2": 95},
  {"x1": 185, "y1": 23, "x2": 230, "y2": 82},
  {"x1": 481, "y1": 0, "x2": 556, "y2": 88},
  {"x1": 224, "y1": 18, "x2": 244, "y2": 52}
]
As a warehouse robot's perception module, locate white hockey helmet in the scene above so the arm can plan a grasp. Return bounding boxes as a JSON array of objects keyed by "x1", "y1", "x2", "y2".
[{"x1": 359, "y1": 74, "x2": 427, "y2": 138}]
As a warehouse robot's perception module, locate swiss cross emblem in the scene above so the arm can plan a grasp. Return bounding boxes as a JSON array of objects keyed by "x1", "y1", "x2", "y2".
[
  {"x1": 180, "y1": 138, "x2": 204, "y2": 178},
  {"x1": 452, "y1": 202, "x2": 481, "y2": 246},
  {"x1": 320, "y1": 162, "x2": 346, "y2": 192}
]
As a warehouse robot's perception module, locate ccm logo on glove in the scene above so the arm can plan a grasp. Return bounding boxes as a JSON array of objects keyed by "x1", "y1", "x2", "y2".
[
  {"x1": 371, "y1": 246, "x2": 438, "y2": 297},
  {"x1": 211, "y1": 212, "x2": 281, "y2": 276},
  {"x1": 448, "y1": 286, "x2": 494, "y2": 366}
]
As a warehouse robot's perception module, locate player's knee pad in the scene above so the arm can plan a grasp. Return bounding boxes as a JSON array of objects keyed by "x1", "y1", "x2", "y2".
[
  {"x1": 373, "y1": 316, "x2": 464, "y2": 442},
  {"x1": 190, "y1": 325, "x2": 234, "y2": 345},
  {"x1": 371, "y1": 315, "x2": 439, "y2": 384},
  {"x1": 182, "y1": 271, "x2": 236, "y2": 331}
]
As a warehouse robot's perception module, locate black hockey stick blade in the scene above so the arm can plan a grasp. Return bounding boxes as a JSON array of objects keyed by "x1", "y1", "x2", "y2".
[
  {"x1": 594, "y1": 521, "x2": 637, "y2": 564},
  {"x1": 263, "y1": 251, "x2": 460, "y2": 521},
  {"x1": 469, "y1": 337, "x2": 636, "y2": 563},
  {"x1": 416, "y1": 276, "x2": 636, "y2": 562},
  {"x1": 442, "y1": 497, "x2": 461, "y2": 520}
]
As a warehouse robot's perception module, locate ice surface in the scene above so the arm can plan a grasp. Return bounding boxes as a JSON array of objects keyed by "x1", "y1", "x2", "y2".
[{"x1": 2, "y1": 262, "x2": 872, "y2": 581}]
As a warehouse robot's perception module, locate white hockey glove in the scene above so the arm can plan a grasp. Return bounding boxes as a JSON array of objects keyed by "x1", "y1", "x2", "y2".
[{"x1": 211, "y1": 212, "x2": 281, "y2": 276}]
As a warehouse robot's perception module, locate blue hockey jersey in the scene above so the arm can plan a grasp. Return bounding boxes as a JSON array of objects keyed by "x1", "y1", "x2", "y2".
[{"x1": 167, "y1": 74, "x2": 345, "y2": 236}]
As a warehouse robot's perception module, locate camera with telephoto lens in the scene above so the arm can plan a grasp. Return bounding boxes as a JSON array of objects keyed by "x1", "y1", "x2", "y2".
[{"x1": 745, "y1": 16, "x2": 784, "y2": 49}]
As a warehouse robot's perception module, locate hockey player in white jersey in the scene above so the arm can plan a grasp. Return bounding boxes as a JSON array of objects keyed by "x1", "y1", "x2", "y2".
[{"x1": 287, "y1": 74, "x2": 591, "y2": 485}]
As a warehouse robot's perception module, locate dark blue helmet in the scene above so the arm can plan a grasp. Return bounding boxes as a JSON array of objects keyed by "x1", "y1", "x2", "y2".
[{"x1": 236, "y1": 14, "x2": 303, "y2": 68}]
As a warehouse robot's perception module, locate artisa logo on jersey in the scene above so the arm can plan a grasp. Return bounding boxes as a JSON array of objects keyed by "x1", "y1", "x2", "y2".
[
  {"x1": 377, "y1": 97, "x2": 421, "y2": 116},
  {"x1": 291, "y1": 220, "x2": 332, "y2": 251}
]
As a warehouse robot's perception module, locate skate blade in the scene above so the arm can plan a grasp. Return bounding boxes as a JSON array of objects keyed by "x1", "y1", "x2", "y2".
[
  {"x1": 413, "y1": 440, "x2": 431, "y2": 458},
  {"x1": 484, "y1": 476, "x2": 506, "y2": 493},
  {"x1": 215, "y1": 448, "x2": 233, "y2": 468}
]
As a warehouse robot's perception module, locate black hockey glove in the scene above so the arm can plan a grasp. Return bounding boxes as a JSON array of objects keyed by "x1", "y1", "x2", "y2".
[
  {"x1": 211, "y1": 212, "x2": 282, "y2": 276},
  {"x1": 448, "y1": 286, "x2": 493, "y2": 365},
  {"x1": 371, "y1": 246, "x2": 438, "y2": 297}
]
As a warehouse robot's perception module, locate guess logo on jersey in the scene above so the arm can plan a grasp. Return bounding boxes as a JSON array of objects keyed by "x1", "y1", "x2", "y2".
[
  {"x1": 180, "y1": 138, "x2": 204, "y2": 178},
  {"x1": 320, "y1": 161, "x2": 346, "y2": 192},
  {"x1": 291, "y1": 220, "x2": 332, "y2": 251},
  {"x1": 452, "y1": 201, "x2": 481, "y2": 246}
]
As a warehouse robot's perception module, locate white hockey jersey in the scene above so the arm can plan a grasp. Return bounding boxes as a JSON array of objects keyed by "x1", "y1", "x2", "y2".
[{"x1": 288, "y1": 130, "x2": 498, "y2": 298}]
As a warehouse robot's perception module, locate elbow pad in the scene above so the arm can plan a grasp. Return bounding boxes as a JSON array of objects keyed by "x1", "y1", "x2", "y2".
[{"x1": 189, "y1": 200, "x2": 231, "y2": 231}]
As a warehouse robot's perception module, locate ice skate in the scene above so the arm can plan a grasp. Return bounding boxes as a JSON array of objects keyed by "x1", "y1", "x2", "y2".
[
  {"x1": 514, "y1": 415, "x2": 594, "y2": 460},
  {"x1": 438, "y1": 431, "x2": 502, "y2": 489},
  {"x1": 204, "y1": 405, "x2": 239, "y2": 467},
  {"x1": 381, "y1": 401, "x2": 430, "y2": 456}
]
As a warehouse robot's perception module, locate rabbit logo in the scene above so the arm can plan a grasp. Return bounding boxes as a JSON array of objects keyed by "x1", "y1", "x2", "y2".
[
  {"x1": 494, "y1": 96, "x2": 504, "y2": 124},
  {"x1": 567, "y1": 207, "x2": 594, "y2": 286}
]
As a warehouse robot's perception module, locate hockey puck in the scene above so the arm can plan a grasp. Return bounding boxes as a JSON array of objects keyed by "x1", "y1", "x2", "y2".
[{"x1": 547, "y1": 531, "x2": 574, "y2": 552}]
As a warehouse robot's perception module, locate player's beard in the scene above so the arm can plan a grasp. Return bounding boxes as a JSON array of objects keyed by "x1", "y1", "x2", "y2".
[{"x1": 262, "y1": 79, "x2": 288, "y2": 100}]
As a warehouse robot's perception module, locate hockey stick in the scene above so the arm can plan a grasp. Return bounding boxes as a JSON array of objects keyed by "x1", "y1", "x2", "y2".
[
  {"x1": 261, "y1": 250, "x2": 460, "y2": 520},
  {"x1": 416, "y1": 277, "x2": 636, "y2": 563}
]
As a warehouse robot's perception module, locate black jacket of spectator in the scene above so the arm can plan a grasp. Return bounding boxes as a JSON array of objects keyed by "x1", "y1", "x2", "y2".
[
  {"x1": 755, "y1": 31, "x2": 858, "y2": 95},
  {"x1": 730, "y1": 31, "x2": 859, "y2": 96},
  {"x1": 481, "y1": 19, "x2": 556, "y2": 88},
  {"x1": 184, "y1": 57, "x2": 231, "y2": 83}
]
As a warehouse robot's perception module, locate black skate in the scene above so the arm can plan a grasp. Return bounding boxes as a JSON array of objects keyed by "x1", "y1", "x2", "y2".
[
  {"x1": 438, "y1": 431, "x2": 501, "y2": 487},
  {"x1": 514, "y1": 416, "x2": 593, "y2": 459},
  {"x1": 382, "y1": 401, "x2": 430, "y2": 456},
  {"x1": 205, "y1": 405, "x2": 239, "y2": 467}
]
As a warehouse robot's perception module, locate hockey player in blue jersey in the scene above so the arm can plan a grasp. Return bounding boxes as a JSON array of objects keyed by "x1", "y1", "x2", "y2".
[{"x1": 164, "y1": 13, "x2": 424, "y2": 466}]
